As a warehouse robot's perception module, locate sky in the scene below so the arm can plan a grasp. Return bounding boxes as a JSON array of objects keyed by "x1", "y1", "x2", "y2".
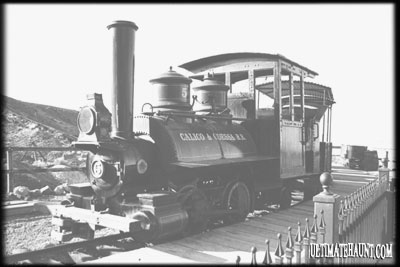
[{"x1": 5, "y1": 4, "x2": 395, "y2": 150}]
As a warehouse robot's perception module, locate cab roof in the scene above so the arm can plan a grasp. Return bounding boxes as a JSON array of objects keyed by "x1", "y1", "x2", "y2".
[{"x1": 179, "y1": 52, "x2": 318, "y2": 83}]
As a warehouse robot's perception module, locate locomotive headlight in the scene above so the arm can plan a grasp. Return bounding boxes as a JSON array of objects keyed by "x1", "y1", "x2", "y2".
[
  {"x1": 91, "y1": 159, "x2": 105, "y2": 178},
  {"x1": 77, "y1": 107, "x2": 96, "y2": 134},
  {"x1": 137, "y1": 159, "x2": 148, "y2": 174}
]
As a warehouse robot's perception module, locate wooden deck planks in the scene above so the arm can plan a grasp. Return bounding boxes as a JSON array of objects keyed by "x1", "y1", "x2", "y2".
[
  {"x1": 213, "y1": 224, "x2": 279, "y2": 245},
  {"x1": 277, "y1": 208, "x2": 314, "y2": 218},
  {"x1": 86, "y1": 246, "x2": 198, "y2": 264},
  {"x1": 153, "y1": 242, "x2": 227, "y2": 263},
  {"x1": 190, "y1": 229, "x2": 263, "y2": 251}
]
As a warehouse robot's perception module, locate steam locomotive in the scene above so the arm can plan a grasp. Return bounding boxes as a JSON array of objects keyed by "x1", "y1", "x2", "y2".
[{"x1": 60, "y1": 20, "x2": 335, "y2": 242}]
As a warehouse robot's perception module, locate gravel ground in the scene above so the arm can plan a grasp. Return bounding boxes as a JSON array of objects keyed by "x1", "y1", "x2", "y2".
[
  {"x1": 3, "y1": 200, "x2": 120, "y2": 263},
  {"x1": 3, "y1": 212, "x2": 55, "y2": 256}
]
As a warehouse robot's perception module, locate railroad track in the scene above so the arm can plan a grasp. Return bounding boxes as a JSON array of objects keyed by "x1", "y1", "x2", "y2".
[
  {"x1": 5, "y1": 232, "x2": 145, "y2": 264},
  {"x1": 5, "y1": 190, "x2": 307, "y2": 264}
]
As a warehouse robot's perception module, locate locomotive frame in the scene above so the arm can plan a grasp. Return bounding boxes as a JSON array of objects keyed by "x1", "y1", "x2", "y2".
[{"x1": 52, "y1": 21, "x2": 335, "y2": 242}]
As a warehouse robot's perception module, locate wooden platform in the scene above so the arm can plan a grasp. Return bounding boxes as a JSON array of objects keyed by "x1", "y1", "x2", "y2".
[{"x1": 88, "y1": 168, "x2": 377, "y2": 264}]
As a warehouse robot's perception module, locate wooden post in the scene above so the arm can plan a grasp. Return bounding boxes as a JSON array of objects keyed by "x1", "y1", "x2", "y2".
[
  {"x1": 274, "y1": 61, "x2": 282, "y2": 121},
  {"x1": 289, "y1": 72, "x2": 294, "y2": 121},
  {"x1": 6, "y1": 149, "x2": 14, "y2": 193},
  {"x1": 274, "y1": 61, "x2": 282, "y2": 176},
  {"x1": 300, "y1": 72, "x2": 305, "y2": 122},
  {"x1": 313, "y1": 172, "x2": 341, "y2": 244}
]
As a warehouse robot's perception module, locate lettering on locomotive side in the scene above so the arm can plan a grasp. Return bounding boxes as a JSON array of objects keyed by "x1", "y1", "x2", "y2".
[
  {"x1": 179, "y1": 133, "x2": 206, "y2": 141},
  {"x1": 179, "y1": 132, "x2": 247, "y2": 141}
]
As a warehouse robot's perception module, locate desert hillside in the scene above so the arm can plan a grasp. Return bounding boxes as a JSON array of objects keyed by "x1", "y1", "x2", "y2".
[
  {"x1": 2, "y1": 96, "x2": 87, "y2": 192},
  {"x1": 4, "y1": 95, "x2": 79, "y2": 142}
]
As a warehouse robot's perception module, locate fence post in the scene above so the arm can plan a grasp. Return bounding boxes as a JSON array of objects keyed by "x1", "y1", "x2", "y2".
[
  {"x1": 6, "y1": 149, "x2": 14, "y2": 193},
  {"x1": 380, "y1": 167, "x2": 394, "y2": 243},
  {"x1": 379, "y1": 167, "x2": 390, "y2": 190},
  {"x1": 313, "y1": 172, "x2": 341, "y2": 262},
  {"x1": 386, "y1": 190, "x2": 395, "y2": 243}
]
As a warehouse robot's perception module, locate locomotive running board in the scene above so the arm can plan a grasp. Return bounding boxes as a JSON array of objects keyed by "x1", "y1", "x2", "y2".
[
  {"x1": 51, "y1": 205, "x2": 143, "y2": 233},
  {"x1": 170, "y1": 155, "x2": 279, "y2": 169}
]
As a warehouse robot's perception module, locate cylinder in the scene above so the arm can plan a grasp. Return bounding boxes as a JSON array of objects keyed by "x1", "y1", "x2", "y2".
[{"x1": 107, "y1": 21, "x2": 138, "y2": 139}]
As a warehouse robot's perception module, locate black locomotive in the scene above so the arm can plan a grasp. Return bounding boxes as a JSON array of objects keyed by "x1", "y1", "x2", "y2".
[{"x1": 62, "y1": 20, "x2": 335, "y2": 242}]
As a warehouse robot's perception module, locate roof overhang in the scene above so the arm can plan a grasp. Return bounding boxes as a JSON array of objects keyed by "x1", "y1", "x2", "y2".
[{"x1": 179, "y1": 52, "x2": 318, "y2": 83}]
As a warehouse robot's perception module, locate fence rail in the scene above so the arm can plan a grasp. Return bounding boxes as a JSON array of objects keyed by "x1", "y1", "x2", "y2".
[
  {"x1": 3, "y1": 146, "x2": 87, "y2": 193},
  {"x1": 238, "y1": 168, "x2": 395, "y2": 264}
]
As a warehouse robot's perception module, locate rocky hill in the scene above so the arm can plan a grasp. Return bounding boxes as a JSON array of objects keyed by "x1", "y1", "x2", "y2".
[
  {"x1": 2, "y1": 96, "x2": 87, "y2": 193},
  {"x1": 4, "y1": 96, "x2": 79, "y2": 141}
]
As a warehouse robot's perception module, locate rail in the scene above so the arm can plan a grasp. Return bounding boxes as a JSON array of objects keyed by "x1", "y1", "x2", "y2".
[
  {"x1": 3, "y1": 146, "x2": 87, "y2": 194},
  {"x1": 5, "y1": 231, "x2": 143, "y2": 264},
  {"x1": 237, "y1": 168, "x2": 395, "y2": 264}
]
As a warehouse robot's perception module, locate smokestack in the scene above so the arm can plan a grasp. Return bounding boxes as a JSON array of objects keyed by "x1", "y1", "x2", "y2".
[{"x1": 107, "y1": 20, "x2": 138, "y2": 139}]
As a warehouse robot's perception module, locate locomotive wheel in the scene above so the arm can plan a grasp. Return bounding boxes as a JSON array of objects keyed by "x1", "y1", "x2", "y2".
[
  {"x1": 223, "y1": 181, "x2": 251, "y2": 224},
  {"x1": 279, "y1": 186, "x2": 292, "y2": 210},
  {"x1": 178, "y1": 185, "x2": 209, "y2": 235}
]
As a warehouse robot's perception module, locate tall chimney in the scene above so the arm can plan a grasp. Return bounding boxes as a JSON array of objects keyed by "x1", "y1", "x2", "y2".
[{"x1": 107, "y1": 20, "x2": 138, "y2": 139}]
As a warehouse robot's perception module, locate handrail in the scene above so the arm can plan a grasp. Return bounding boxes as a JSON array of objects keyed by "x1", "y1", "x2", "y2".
[{"x1": 3, "y1": 146, "x2": 88, "y2": 193}]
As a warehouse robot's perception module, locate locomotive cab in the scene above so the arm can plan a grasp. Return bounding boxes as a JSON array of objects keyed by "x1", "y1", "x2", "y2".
[{"x1": 180, "y1": 52, "x2": 335, "y2": 204}]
